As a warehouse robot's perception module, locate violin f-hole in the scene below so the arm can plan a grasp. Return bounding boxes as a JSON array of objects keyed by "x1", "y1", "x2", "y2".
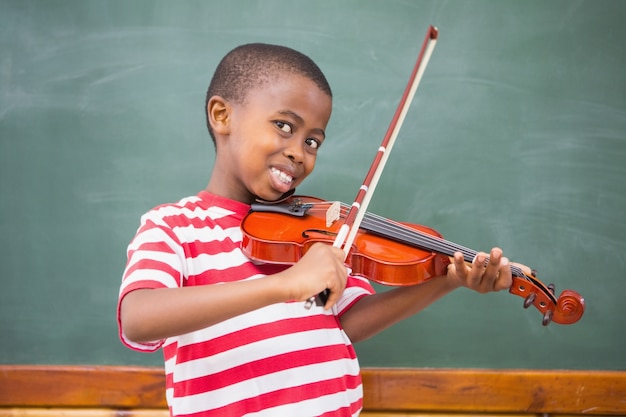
[{"x1": 302, "y1": 229, "x2": 338, "y2": 239}]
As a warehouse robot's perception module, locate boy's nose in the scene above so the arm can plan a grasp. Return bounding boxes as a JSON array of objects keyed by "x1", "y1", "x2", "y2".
[{"x1": 284, "y1": 140, "x2": 305, "y2": 163}]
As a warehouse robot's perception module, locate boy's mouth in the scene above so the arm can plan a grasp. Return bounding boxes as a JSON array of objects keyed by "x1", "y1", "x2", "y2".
[
  {"x1": 270, "y1": 167, "x2": 294, "y2": 193},
  {"x1": 270, "y1": 167, "x2": 294, "y2": 184}
]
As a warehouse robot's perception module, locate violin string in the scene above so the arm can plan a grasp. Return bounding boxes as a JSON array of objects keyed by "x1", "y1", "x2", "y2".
[
  {"x1": 339, "y1": 203, "x2": 470, "y2": 255},
  {"x1": 311, "y1": 203, "x2": 466, "y2": 256},
  {"x1": 305, "y1": 203, "x2": 530, "y2": 281},
  {"x1": 356, "y1": 208, "x2": 528, "y2": 279},
  {"x1": 309, "y1": 202, "x2": 527, "y2": 279}
]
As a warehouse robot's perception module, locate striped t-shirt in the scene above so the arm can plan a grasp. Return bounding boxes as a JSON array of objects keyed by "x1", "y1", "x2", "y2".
[{"x1": 117, "y1": 191, "x2": 375, "y2": 416}]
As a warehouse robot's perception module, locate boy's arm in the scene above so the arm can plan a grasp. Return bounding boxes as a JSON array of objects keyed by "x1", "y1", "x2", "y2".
[
  {"x1": 340, "y1": 248, "x2": 512, "y2": 343},
  {"x1": 120, "y1": 242, "x2": 348, "y2": 343},
  {"x1": 121, "y1": 276, "x2": 288, "y2": 343}
]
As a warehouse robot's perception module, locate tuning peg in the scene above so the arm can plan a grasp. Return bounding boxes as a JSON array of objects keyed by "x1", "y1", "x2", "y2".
[
  {"x1": 523, "y1": 292, "x2": 536, "y2": 309},
  {"x1": 542, "y1": 309, "x2": 553, "y2": 326}
]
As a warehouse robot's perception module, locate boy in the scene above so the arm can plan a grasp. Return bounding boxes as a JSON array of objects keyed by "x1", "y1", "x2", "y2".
[{"x1": 118, "y1": 43, "x2": 512, "y2": 416}]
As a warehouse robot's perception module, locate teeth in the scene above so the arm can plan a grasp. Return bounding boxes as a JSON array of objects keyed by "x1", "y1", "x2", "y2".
[{"x1": 271, "y1": 167, "x2": 293, "y2": 184}]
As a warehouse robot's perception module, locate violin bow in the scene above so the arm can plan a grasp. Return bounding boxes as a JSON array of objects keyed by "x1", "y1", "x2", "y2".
[{"x1": 305, "y1": 25, "x2": 439, "y2": 308}]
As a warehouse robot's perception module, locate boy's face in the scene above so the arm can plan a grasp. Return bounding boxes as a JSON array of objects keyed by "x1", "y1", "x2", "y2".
[{"x1": 213, "y1": 73, "x2": 332, "y2": 203}]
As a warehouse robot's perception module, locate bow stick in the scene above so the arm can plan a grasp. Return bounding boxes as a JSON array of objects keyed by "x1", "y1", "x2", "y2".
[{"x1": 305, "y1": 25, "x2": 439, "y2": 308}]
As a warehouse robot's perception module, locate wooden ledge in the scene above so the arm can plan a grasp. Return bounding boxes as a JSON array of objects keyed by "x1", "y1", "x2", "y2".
[{"x1": 0, "y1": 366, "x2": 625, "y2": 415}]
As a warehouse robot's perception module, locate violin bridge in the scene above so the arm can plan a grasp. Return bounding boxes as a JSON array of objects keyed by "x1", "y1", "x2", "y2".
[{"x1": 326, "y1": 201, "x2": 341, "y2": 227}]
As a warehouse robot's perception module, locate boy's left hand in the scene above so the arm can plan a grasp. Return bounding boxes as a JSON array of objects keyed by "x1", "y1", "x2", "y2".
[{"x1": 447, "y1": 247, "x2": 513, "y2": 293}]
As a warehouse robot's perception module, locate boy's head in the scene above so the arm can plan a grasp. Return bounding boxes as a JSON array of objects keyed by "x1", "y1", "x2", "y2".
[{"x1": 205, "y1": 43, "x2": 332, "y2": 143}]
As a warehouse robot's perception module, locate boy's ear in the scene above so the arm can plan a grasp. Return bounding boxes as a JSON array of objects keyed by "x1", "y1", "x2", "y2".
[{"x1": 207, "y1": 96, "x2": 231, "y2": 135}]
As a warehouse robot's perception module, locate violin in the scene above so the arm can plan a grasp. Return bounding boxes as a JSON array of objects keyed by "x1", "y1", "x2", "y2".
[{"x1": 241, "y1": 195, "x2": 585, "y2": 326}]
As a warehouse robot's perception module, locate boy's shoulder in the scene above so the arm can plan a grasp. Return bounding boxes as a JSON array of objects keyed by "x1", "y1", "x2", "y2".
[{"x1": 141, "y1": 191, "x2": 249, "y2": 227}]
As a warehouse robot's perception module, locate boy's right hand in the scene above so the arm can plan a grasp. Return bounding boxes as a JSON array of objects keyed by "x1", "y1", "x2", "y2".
[{"x1": 283, "y1": 242, "x2": 348, "y2": 310}]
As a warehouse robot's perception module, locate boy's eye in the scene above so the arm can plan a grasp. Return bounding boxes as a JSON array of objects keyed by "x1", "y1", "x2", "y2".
[
  {"x1": 306, "y1": 138, "x2": 321, "y2": 150},
  {"x1": 275, "y1": 121, "x2": 292, "y2": 134}
]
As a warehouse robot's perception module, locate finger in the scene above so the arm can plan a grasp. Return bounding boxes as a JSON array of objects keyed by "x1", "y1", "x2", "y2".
[
  {"x1": 452, "y1": 251, "x2": 466, "y2": 275},
  {"x1": 323, "y1": 264, "x2": 348, "y2": 310},
  {"x1": 449, "y1": 252, "x2": 465, "y2": 282},
  {"x1": 482, "y1": 247, "x2": 503, "y2": 283},
  {"x1": 467, "y1": 251, "x2": 488, "y2": 288},
  {"x1": 474, "y1": 247, "x2": 502, "y2": 292},
  {"x1": 484, "y1": 248, "x2": 514, "y2": 291},
  {"x1": 322, "y1": 252, "x2": 348, "y2": 308},
  {"x1": 322, "y1": 286, "x2": 341, "y2": 311},
  {"x1": 494, "y1": 256, "x2": 513, "y2": 290},
  {"x1": 330, "y1": 246, "x2": 347, "y2": 263}
]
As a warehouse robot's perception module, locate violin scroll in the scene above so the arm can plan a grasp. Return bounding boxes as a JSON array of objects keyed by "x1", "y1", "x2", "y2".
[{"x1": 509, "y1": 274, "x2": 585, "y2": 325}]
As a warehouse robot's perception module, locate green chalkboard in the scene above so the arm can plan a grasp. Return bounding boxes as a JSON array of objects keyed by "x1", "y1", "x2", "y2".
[{"x1": 1, "y1": 0, "x2": 625, "y2": 370}]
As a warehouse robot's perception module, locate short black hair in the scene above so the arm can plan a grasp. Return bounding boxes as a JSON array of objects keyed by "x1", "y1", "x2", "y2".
[{"x1": 205, "y1": 43, "x2": 332, "y2": 143}]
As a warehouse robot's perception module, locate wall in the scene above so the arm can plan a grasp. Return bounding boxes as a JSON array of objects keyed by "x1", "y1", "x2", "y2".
[{"x1": 1, "y1": 0, "x2": 625, "y2": 369}]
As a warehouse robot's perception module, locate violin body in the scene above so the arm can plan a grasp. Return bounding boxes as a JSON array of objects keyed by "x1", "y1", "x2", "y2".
[
  {"x1": 241, "y1": 195, "x2": 450, "y2": 286},
  {"x1": 240, "y1": 195, "x2": 585, "y2": 326}
]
